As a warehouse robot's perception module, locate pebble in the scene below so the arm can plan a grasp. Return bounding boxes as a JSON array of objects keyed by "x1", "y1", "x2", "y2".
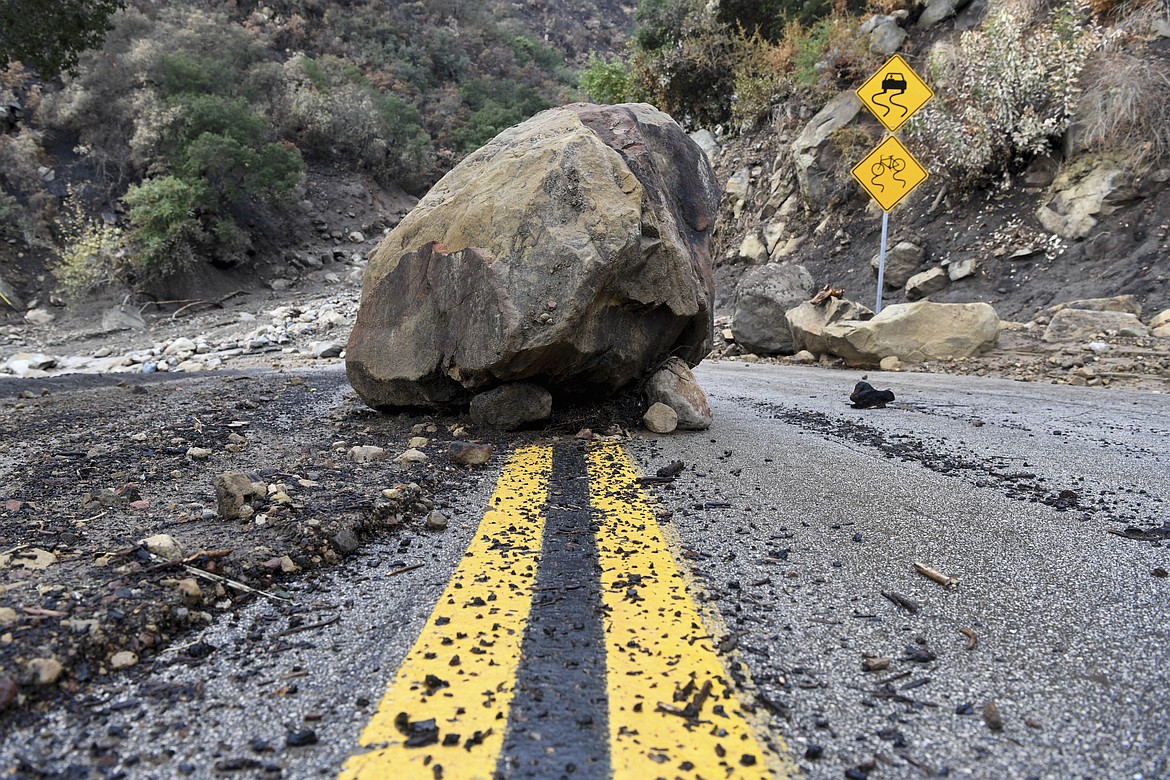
[
  {"x1": 395, "y1": 448, "x2": 428, "y2": 463},
  {"x1": 448, "y1": 441, "x2": 494, "y2": 466},
  {"x1": 0, "y1": 673, "x2": 16, "y2": 710},
  {"x1": 983, "y1": 699, "x2": 1005, "y2": 731},
  {"x1": 0, "y1": 607, "x2": 16, "y2": 626},
  {"x1": 348, "y1": 445, "x2": 387, "y2": 463},
  {"x1": 186, "y1": 446, "x2": 212, "y2": 460},
  {"x1": 286, "y1": 729, "x2": 319, "y2": 747},
  {"x1": 426, "y1": 511, "x2": 449, "y2": 531},
  {"x1": 141, "y1": 534, "x2": 183, "y2": 561},
  {"x1": 27, "y1": 657, "x2": 65, "y2": 686},
  {"x1": 176, "y1": 578, "x2": 203, "y2": 604},
  {"x1": 109, "y1": 651, "x2": 139, "y2": 670}
]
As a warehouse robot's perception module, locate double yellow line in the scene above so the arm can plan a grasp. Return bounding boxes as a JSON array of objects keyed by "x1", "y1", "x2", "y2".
[{"x1": 340, "y1": 444, "x2": 793, "y2": 779}]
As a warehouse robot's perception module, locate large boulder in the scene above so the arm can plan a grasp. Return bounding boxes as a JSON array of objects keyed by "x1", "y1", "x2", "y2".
[
  {"x1": 345, "y1": 103, "x2": 719, "y2": 409},
  {"x1": 823, "y1": 301, "x2": 1000, "y2": 365},
  {"x1": 1037, "y1": 165, "x2": 1142, "y2": 239},
  {"x1": 786, "y1": 296, "x2": 874, "y2": 357},
  {"x1": 1042, "y1": 309, "x2": 1149, "y2": 342},
  {"x1": 731, "y1": 264, "x2": 816, "y2": 355}
]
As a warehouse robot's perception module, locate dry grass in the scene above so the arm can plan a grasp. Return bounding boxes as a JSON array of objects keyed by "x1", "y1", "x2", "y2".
[{"x1": 1076, "y1": 49, "x2": 1170, "y2": 169}]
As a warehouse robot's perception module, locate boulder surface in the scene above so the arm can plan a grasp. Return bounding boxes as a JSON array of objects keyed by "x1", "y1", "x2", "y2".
[
  {"x1": 823, "y1": 300, "x2": 1000, "y2": 365},
  {"x1": 346, "y1": 102, "x2": 719, "y2": 409}
]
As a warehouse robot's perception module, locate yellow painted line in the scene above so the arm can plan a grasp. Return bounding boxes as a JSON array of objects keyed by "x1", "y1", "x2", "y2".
[
  {"x1": 339, "y1": 445, "x2": 552, "y2": 780},
  {"x1": 587, "y1": 443, "x2": 795, "y2": 779}
]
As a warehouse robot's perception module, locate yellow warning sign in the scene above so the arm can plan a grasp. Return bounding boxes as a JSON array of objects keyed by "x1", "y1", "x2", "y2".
[
  {"x1": 851, "y1": 135, "x2": 928, "y2": 212},
  {"x1": 856, "y1": 54, "x2": 933, "y2": 133}
]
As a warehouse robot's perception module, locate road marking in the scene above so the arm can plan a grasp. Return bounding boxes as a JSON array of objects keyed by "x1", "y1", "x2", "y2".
[
  {"x1": 339, "y1": 445, "x2": 552, "y2": 780},
  {"x1": 587, "y1": 443, "x2": 793, "y2": 779}
]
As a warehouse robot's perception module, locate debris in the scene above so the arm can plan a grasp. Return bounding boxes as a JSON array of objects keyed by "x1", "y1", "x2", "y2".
[
  {"x1": 902, "y1": 645, "x2": 936, "y2": 663},
  {"x1": 881, "y1": 591, "x2": 919, "y2": 614},
  {"x1": 348, "y1": 445, "x2": 388, "y2": 464},
  {"x1": 2, "y1": 547, "x2": 57, "y2": 570},
  {"x1": 958, "y1": 627, "x2": 978, "y2": 651},
  {"x1": 913, "y1": 561, "x2": 959, "y2": 589},
  {"x1": 809, "y1": 284, "x2": 844, "y2": 306},
  {"x1": 140, "y1": 534, "x2": 184, "y2": 561},
  {"x1": 26, "y1": 658, "x2": 65, "y2": 686},
  {"x1": 109, "y1": 651, "x2": 139, "y2": 670},
  {"x1": 657, "y1": 460, "x2": 686, "y2": 479},
  {"x1": 862, "y1": 656, "x2": 891, "y2": 672},
  {"x1": 0, "y1": 674, "x2": 16, "y2": 711},
  {"x1": 426, "y1": 511, "x2": 449, "y2": 530},
  {"x1": 286, "y1": 729, "x2": 319, "y2": 747},
  {"x1": 271, "y1": 616, "x2": 339, "y2": 639},
  {"x1": 983, "y1": 700, "x2": 1005, "y2": 731},
  {"x1": 1152, "y1": 567, "x2": 1168, "y2": 578},
  {"x1": 448, "y1": 441, "x2": 494, "y2": 466},
  {"x1": 849, "y1": 380, "x2": 895, "y2": 409},
  {"x1": 387, "y1": 563, "x2": 425, "y2": 578}
]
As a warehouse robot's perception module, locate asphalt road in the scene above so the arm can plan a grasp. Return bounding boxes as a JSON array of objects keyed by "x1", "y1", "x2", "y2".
[{"x1": 3, "y1": 362, "x2": 1168, "y2": 779}]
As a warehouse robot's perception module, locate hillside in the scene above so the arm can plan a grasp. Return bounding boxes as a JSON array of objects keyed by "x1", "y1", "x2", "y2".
[{"x1": 2, "y1": 0, "x2": 1169, "y2": 378}]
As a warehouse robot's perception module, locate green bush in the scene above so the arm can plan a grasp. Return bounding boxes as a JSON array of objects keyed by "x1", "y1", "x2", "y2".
[
  {"x1": 454, "y1": 78, "x2": 552, "y2": 152},
  {"x1": 579, "y1": 54, "x2": 631, "y2": 104},
  {"x1": 122, "y1": 174, "x2": 203, "y2": 279}
]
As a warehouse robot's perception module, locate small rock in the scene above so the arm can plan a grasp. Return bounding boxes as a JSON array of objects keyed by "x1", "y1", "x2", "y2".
[
  {"x1": 643, "y1": 402, "x2": 678, "y2": 434},
  {"x1": 407, "y1": 436, "x2": 429, "y2": 448},
  {"x1": 348, "y1": 445, "x2": 387, "y2": 464},
  {"x1": 27, "y1": 657, "x2": 64, "y2": 686},
  {"x1": 332, "y1": 529, "x2": 361, "y2": 554},
  {"x1": 395, "y1": 448, "x2": 428, "y2": 463},
  {"x1": 426, "y1": 511, "x2": 449, "y2": 531},
  {"x1": 164, "y1": 337, "x2": 197, "y2": 356},
  {"x1": 0, "y1": 674, "x2": 16, "y2": 710},
  {"x1": 24, "y1": 308, "x2": 55, "y2": 325},
  {"x1": 286, "y1": 729, "x2": 319, "y2": 747},
  {"x1": 109, "y1": 651, "x2": 139, "y2": 670},
  {"x1": 879, "y1": 355, "x2": 903, "y2": 371},
  {"x1": 308, "y1": 341, "x2": 344, "y2": 359},
  {"x1": 141, "y1": 534, "x2": 183, "y2": 561},
  {"x1": 186, "y1": 446, "x2": 212, "y2": 460},
  {"x1": 448, "y1": 441, "x2": 494, "y2": 466},
  {"x1": 0, "y1": 607, "x2": 17, "y2": 626},
  {"x1": 214, "y1": 471, "x2": 266, "y2": 520},
  {"x1": 791, "y1": 350, "x2": 816, "y2": 364},
  {"x1": 983, "y1": 700, "x2": 1005, "y2": 731},
  {"x1": 176, "y1": 578, "x2": 202, "y2": 604}
]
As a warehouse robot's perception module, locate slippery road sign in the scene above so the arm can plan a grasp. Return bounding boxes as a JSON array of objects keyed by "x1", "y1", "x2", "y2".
[
  {"x1": 856, "y1": 53, "x2": 933, "y2": 133},
  {"x1": 850, "y1": 135, "x2": 928, "y2": 212}
]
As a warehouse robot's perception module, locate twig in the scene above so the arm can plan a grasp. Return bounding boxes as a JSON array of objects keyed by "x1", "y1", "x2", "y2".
[
  {"x1": 913, "y1": 561, "x2": 959, "y2": 589},
  {"x1": 386, "y1": 563, "x2": 425, "y2": 577},
  {"x1": 1, "y1": 543, "x2": 31, "y2": 557},
  {"x1": 271, "y1": 616, "x2": 339, "y2": 638},
  {"x1": 959, "y1": 627, "x2": 978, "y2": 651},
  {"x1": 882, "y1": 591, "x2": 920, "y2": 614},
  {"x1": 180, "y1": 564, "x2": 292, "y2": 602}
]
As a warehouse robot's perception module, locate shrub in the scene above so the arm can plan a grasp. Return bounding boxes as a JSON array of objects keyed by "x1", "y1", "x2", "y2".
[
  {"x1": 1074, "y1": 49, "x2": 1170, "y2": 170},
  {"x1": 579, "y1": 54, "x2": 631, "y2": 104},
  {"x1": 122, "y1": 175, "x2": 204, "y2": 282},
  {"x1": 907, "y1": 0, "x2": 1105, "y2": 186},
  {"x1": 454, "y1": 78, "x2": 552, "y2": 152},
  {"x1": 53, "y1": 186, "x2": 126, "y2": 296}
]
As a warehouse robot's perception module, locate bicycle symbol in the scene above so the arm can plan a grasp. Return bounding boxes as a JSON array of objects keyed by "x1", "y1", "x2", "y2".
[
  {"x1": 872, "y1": 72, "x2": 909, "y2": 119},
  {"x1": 870, "y1": 154, "x2": 907, "y2": 192}
]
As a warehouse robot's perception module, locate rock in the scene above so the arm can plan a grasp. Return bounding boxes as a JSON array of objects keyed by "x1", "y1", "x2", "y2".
[
  {"x1": 0, "y1": 273, "x2": 25, "y2": 310},
  {"x1": 0, "y1": 606, "x2": 16, "y2": 626},
  {"x1": 309, "y1": 341, "x2": 344, "y2": 359},
  {"x1": 918, "y1": 0, "x2": 971, "y2": 29},
  {"x1": 947, "y1": 256, "x2": 978, "y2": 281},
  {"x1": 348, "y1": 445, "x2": 388, "y2": 463},
  {"x1": 644, "y1": 357, "x2": 713, "y2": 430},
  {"x1": 469, "y1": 383, "x2": 552, "y2": 431},
  {"x1": 1153, "y1": 325, "x2": 1170, "y2": 339},
  {"x1": 731, "y1": 264, "x2": 816, "y2": 354},
  {"x1": 905, "y1": 267, "x2": 949, "y2": 300},
  {"x1": 176, "y1": 578, "x2": 203, "y2": 604},
  {"x1": 346, "y1": 103, "x2": 718, "y2": 410},
  {"x1": 186, "y1": 446, "x2": 212, "y2": 460},
  {"x1": 868, "y1": 18, "x2": 907, "y2": 54},
  {"x1": 101, "y1": 304, "x2": 146, "y2": 331},
  {"x1": 792, "y1": 91, "x2": 865, "y2": 207},
  {"x1": 141, "y1": 534, "x2": 183, "y2": 561},
  {"x1": 879, "y1": 355, "x2": 903, "y2": 371},
  {"x1": 689, "y1": 128, "x2": 720, "y2": 164},
  {"x1": 0, "y1": 673, "x2": 16, "y2": 711},
  {"x1": 871, "y1": 241, "x2": 925, "y2": 290},
  {"x1": 286, "y1": 729, "x2": 319, "y2": 747},
  {"x1": 1038, "y1": 295, "x2": 1142, "y2": 321},
  {"x1": 786, "y1": 296, "x2": 874, "y2": 357},
  {"x1": 109, "y1": 651, "x2": 138, "y2": 670},
  {"x1": 394, "y1": 448, "x2": 428, "y2": 463},
  {"x1": 164, "y1": 337, "x2": 197, "y2": 356},
  {"x1": 408, "y1": 436, "x2": 429, "y2": 448},
  {"x1": 643, "y1": 402, "x2": 679, "y2": 434},
  {"x1": 1042, "y1": 309, "x2": 1149, "y2": 342},
  {"x1": 791, "y1": 349, "x2": 816, "y2": 364},
  {"x1": 1037, "y1": 165, "x2": 1141, "y2": 239},
  {"x1": 27, "y1": 657, "x2": 64, "y2": 686},
  {"x1": 824, "y1": 300, "x2": 1000, "y2": 366},
  {"x1": 24, "y1": 308, "x2": 55, "y2": 325},
  {"x1": 737, "y1": 233, "x2": 770, "y2": 264},
  {"x1": 213, "y1": 472, "x2": 266, "y2": 519},
  {"x1": 983, "y1": 700, "x2": 1005, "y2": 732},
  {"x1": 448, "y1": 441, "x2": 494, "y2": 466},
  {"x1": 331, "y1": 529, "x2": 361, "y2": 554},
  {"x1": 269, "y1": 278, "x2": 295, "y2": 291},
  {"x1": 426, "y1": 511, "x2": 449, "y2": 530}
]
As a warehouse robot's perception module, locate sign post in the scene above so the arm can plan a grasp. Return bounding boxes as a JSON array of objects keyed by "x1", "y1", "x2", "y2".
[{"x1": 852, "y1": 54, "x2": 933, "y2": 313}]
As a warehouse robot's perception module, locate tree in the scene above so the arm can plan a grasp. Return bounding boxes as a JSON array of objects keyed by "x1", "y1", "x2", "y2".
[{"x1": 0, "y1": 0, "x2": 124, "y2": 76}]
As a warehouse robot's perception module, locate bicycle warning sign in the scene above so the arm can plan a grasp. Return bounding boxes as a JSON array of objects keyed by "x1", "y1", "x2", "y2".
[
  {"x1": 851, "y1": 135, "x2": 928, "y2": 212},
  {"x1": 856, "y1": 54, "x2": 933, "y2": 133}
]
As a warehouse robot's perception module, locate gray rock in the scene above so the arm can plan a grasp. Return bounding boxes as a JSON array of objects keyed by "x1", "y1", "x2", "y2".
[
  {"x1": 448, "y1": 441, "x2": 494, "y2": 466},
  {"x1": 947, "y1": 257, "x2": 978, "y2": 281},
  {"x1": 469, "y1": 383, "x2": 552, "y2": 431},
  {"x1": 869, "y1": 19, "x2": 907, "y2": 55},
  {"x1": 871, "y1": 240, "x2": 925, "y2": 290},
  {"x1": 0, "y1": 273, "x2": 24, "y2": 311},
  {"x1": 792, "y1": 91, "x2": 865, "y2": 207},
  {"x1": 213, "y1": 472, "x2": 266, "y2": 520},
  {"x1": 100, "y1": 304, "x2": 145, "y2": 331},
  {"x1": 426, "y1": 511, "x2": 449, "y2": 530},
  {"x1": 348, "y1": 445, "x2": 388, "y2": 463},
  {"x1": 644, "y1": 357, "x2": 713, "y2": 430},
  {"x1": 918, "y1": 0, "x2": 972, "y2": 29},
  {"x1": 905, "y1": 267, "x2": 949, "y2": 300},
  {"x1": 1037, "y1": 165, "x2": 1142, "y2": 239},
  {"x1": 346, "y1": 103, "x2": 717, "y2": 410},
  {"x1": 309, "y1": 341, "x2": 345, "y2": 359},
  {"x1": 731, "y1": 264, "x2": 816, "y2": 355},
  {"x1": 737, "y1": 233, "x2": 770, "y2": 264},
  {"x1": 140, "y1": 534, "x2": 183, "y2": 561},
  {"x1": 331, "y1": 529, "x2": 360, "y2": 554},
  {"x1": 24, "y1": 308, "x2": 55, "y2": 325}
]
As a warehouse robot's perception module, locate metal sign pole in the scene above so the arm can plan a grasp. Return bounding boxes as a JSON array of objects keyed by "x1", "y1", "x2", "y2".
[{"x1": 875, "y1": 210, "x2": 889, "y2": 314}]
